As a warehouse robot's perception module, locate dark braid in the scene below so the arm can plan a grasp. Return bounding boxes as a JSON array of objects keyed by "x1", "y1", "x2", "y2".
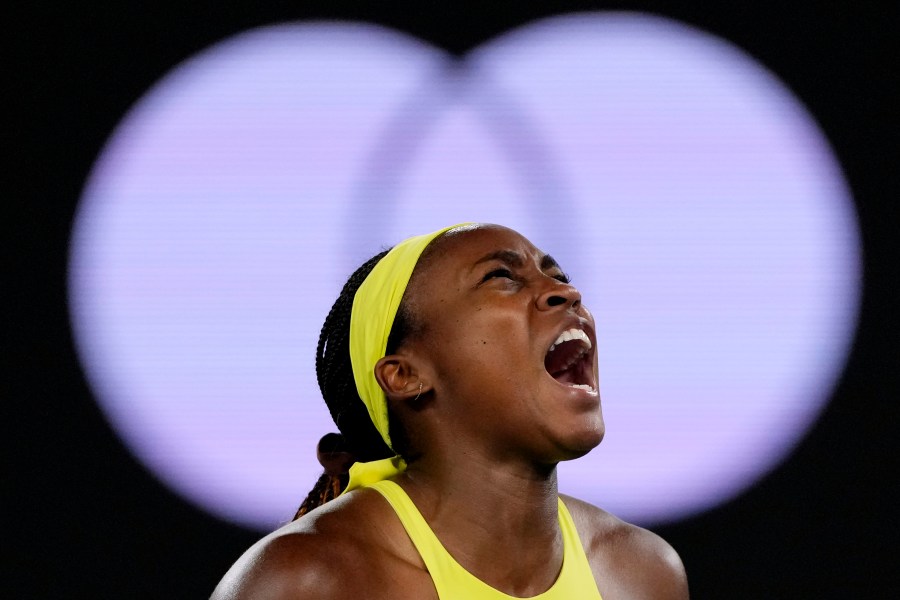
[
  {"x1": 294, "y1": 249, "x2": 419, "y2": 518},
  {"x1": 293, "y1": 472, "x2": 345, "y2": 520}
]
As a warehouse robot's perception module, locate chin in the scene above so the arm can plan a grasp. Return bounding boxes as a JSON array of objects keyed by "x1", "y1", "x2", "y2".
[{"x1": 559, "y1": 422, "x2": 605, "y2": 461}]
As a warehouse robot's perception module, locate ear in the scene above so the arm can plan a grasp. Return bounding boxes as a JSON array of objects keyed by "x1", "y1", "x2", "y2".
[{"x1": 374, "y1": 354, "x2": 427, "y2": 403}]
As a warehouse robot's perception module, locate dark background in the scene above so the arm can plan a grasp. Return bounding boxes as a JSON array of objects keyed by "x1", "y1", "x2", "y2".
[{"x1": 9, "y1": 2, "x2": 899, "y2": 598}]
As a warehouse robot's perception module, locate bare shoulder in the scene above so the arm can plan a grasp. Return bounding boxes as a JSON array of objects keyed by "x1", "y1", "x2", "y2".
[
  {"x1": 561, "y1": 494, "x2": 689, "y2": 600},
  {"x1": 211, "y1": 490, "x2": 434, "y2": 600}
]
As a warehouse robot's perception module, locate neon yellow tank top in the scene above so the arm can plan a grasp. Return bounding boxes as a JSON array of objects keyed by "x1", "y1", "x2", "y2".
[{"x1": 368, "y1": 480, "x2": 603, "y2": 599}]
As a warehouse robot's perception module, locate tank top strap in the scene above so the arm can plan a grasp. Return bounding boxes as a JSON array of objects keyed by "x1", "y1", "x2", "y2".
[{"x1": 367, "y1": 480, "x2": 602, "y2": 599}]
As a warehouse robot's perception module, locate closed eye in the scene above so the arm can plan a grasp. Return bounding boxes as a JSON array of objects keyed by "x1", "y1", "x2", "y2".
[
  {"x1": 482, "y1": 268, "x2": 514, "y2": 282},
  {"x1": 553, "y1": 272, "x2": 571, "y2": 284}
]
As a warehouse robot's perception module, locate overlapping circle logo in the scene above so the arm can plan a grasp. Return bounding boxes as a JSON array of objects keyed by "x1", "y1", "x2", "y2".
[{"x1": 69, "y1": 13, "x2": 860, "y2": 529}]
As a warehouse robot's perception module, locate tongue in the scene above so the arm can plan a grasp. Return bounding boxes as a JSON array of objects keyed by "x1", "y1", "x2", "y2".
[{"x1": 544, "y1": 340, "x2": 584, "y2": 382}]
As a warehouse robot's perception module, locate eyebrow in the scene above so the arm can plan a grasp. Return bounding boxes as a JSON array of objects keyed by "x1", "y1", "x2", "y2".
[
  {"x1": 541, "y1": 254, "x2": 561, "y2": 271},
  {"x1": 473, "y1": 250, "x2": 562, "y2": 272},
  {"x1": 474, "y1": 250, "x2": 524, "y2": 268}
]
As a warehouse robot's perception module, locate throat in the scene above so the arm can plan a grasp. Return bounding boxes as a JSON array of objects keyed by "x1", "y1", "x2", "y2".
[
  {"x1": 423, "y1": 488, "x2": 564, "y2": 596},
  {"x1": 398, "y1": 449, "x2": 564, "y2": 594},
  {"x1": 544, "y1": 339, "x2": 591, "y2": 387}
]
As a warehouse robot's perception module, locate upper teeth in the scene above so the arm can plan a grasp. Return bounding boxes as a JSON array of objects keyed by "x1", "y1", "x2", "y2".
[{"x1": 548, "y1": 328, "x2": 592, "y2": 353}]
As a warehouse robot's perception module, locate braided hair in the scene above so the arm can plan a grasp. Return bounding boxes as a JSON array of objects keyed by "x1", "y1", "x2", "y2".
[{"x1": 293, "y1": 249, "x2": 420, "y2": 518}]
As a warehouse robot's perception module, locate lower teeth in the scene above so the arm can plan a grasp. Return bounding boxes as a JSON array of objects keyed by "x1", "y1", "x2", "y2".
[{"x1": 569, "y1": 383, "x2": 596, "y2": 392}]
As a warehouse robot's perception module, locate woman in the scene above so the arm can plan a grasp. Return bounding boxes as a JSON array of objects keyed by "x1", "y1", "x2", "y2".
[{"x1": 212, "y1": 223, "x2": 689, "y2": 599}]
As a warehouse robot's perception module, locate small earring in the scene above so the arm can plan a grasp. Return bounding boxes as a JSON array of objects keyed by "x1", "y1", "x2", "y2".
[{"x1": 413, "y1": 382, "x2": 423, "y2": 402}]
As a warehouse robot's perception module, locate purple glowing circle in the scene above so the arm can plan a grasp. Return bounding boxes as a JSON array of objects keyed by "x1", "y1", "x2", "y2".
[{"x1": 69, "y1": 14, "x2": 859, "y2": 529}]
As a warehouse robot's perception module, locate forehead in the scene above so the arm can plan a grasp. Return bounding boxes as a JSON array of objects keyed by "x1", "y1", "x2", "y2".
[
  {"x1": 402, "y1": 225, "x2": 549, "y2": 322},
  {"x1": 425, "y1": 224, "x2": 544, "y2": 269}
]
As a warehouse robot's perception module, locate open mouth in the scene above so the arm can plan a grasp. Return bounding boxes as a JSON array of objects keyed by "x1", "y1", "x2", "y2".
[{"x1": 544, "y1": 328, "x2": 596, "y2": 393}]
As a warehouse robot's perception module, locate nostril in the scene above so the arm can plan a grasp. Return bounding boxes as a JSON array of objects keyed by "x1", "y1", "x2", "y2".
[{"x1": 547, "y1": 295, "x2": 567, "y2": 307}]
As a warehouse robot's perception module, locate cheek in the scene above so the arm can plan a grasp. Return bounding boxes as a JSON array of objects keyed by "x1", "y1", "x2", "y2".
[
  {"x1": 427, "y1": 321, "x2": 500, "y2": 384},
  {"x1": 420, "y1": 297, "x2": 534, "y2": 380},
  {"x1": 453, "y1": 326, "x2": 534, "y2": 389},
  {"x1": 453, "y1": 314, "x2": 511, "y2": 359}
]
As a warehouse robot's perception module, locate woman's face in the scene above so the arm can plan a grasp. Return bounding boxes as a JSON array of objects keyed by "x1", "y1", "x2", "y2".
[{"x1": 403, "y1": 224, "x2": 604, "y2": 465}]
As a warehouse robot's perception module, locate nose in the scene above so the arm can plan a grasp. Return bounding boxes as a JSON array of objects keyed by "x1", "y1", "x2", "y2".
[{"x1": 536, "y1": 279, "x2": 581, "y2": 311}]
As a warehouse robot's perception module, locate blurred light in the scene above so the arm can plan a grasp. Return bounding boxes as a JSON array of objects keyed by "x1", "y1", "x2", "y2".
[{"x1": 69, "y1": 13, "x2": 860, "y2": 529}]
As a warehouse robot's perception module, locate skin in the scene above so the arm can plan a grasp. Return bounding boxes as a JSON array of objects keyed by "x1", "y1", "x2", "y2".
[{"x1": 212, "y1": 225, "x2": 689, "y2": 599}]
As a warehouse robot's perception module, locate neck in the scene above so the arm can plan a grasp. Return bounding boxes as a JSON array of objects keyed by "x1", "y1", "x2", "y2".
[{"x1": 397, "y1": 451, "x2": 563, "y2": 595}]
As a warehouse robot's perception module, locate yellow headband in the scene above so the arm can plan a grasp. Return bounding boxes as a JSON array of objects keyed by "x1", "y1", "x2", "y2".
[{"x1": 349, "y1": 223, "x2": 470, "y2": 450}]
